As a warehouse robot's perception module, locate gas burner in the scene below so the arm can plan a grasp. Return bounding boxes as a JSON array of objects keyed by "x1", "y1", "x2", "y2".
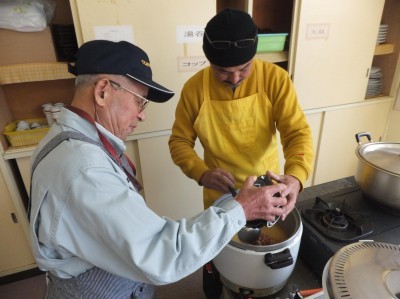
[
  {"x1": 301, "y1": 196, "x2": 374, "y2": 242},
  {"x1": 298, "y1": 179, "x2": 400, "y2": 279},
  {"x1": 322, "y1": 207, "x2": 348, "y2": 231}
]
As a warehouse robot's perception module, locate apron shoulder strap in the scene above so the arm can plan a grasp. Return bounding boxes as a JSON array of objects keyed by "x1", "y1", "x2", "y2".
[
  {"x1": 28, "y1": 131, "x2": 107, "y2": 219},
  {"x1": 31, "y1": 131, "x2": 103, "y2": 175}
]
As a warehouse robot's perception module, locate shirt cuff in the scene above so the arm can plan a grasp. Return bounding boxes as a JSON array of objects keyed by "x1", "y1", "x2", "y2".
[{"x1": 216, "y1": 197, "x2": 246, "y2": 231}]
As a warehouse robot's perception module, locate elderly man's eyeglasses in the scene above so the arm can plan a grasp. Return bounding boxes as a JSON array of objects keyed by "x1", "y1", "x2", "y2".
[
  {"x1": 204, "y1": 31, "x2": 257, "y2": 49},
  {"x1": 109, "y1": 80, "x2": 149, "y2": 112}
]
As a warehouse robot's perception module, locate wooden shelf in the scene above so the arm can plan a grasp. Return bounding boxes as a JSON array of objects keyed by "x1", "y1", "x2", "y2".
[
  {"x1": 0, "y1": 63, "x2": 75, "y2": 85},
  {"x1": 3, "y1": 145, "x2": 37, "y2": 160},
  {"x1": 374, "y1": 43, "x2": 394, "y2": 55}
]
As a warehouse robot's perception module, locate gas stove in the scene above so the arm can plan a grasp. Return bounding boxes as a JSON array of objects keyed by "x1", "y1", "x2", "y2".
[{"x1": 297, "y1": 177, "x2": 400, "y2": 278}]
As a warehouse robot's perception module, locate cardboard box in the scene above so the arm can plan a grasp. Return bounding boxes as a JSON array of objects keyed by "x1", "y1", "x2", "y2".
[{"x1": 0, "y1": 27, "x2": 57, "y2": 66}]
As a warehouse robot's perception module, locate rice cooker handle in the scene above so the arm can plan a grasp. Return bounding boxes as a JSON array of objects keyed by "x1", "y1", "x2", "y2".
[{"x1": 264, "y1": 248, "x2": 293, "y2": 269}]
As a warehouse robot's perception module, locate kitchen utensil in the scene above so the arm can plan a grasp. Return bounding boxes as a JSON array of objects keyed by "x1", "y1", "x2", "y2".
[
  {"x1": 228, "y1": 186, "x2": 237, "y2": 197},
  {"x1": 213, "y1": 193, "x2": 302, "y2": 294},
  {"x1": 237, "y1": 227, "x2": 263, "y2": 244},
  {"x1": 237, "y1": 175, "x2": 282, "y2": 243},
  {"x1": 322, "y1": 241, "x2": 400, "y2": 298},
  {"x1": 354, "y1": 132, "x2": 400, "y2": 209},
  {"x1": 238, "y1": 214, "x2": 283, "y2": 243}
]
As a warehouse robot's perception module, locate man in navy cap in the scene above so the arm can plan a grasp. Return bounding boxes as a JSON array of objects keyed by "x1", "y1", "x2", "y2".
[
  {"x1": 169, "y1": 8, "x2": 314, "y2": 298},
  {"x1": 28, "y1": 39, "x2": 288, "y2": 298}
]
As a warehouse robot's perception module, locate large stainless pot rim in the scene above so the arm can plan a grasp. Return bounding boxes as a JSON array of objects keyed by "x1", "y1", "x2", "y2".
[
  {"x1": 355, "y1": 132, "x2": 400, "y2": 210},
  {"x1": 356, "y1": 143, "x2": 400, "y2": 176},
  {"x1": 355, "y1": 132, "x2": 400, "y2": 176}
]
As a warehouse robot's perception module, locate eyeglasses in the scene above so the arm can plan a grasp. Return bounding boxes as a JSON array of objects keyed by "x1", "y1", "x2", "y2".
[
  {"x1": 204, "y1": 31, "x2": 257, "y2": 49},
  {"x1": 109, "y1": 80, "x2": 150, "y2": 112}
]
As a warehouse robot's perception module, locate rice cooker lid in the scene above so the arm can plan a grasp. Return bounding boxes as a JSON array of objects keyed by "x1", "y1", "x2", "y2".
[
  {"x1": 357, "y1": 142, "x2": 400, "y2": 176},
  {"x1": 326, "y1": 241, "x2": 400, "y2": 298}
]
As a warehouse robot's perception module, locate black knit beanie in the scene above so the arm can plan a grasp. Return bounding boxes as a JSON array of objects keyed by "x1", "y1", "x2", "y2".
[{"x1": 203, "y1": 8, "x2": 258, "y2": 67}]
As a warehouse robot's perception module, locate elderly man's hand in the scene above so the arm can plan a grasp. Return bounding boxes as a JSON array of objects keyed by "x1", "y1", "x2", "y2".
[
  {"x1": 235, "y1": 176, "x2": 288, "y2": 222},
  {"x1": 267, "y1": 170, "x2": 301, "y2": 220}
]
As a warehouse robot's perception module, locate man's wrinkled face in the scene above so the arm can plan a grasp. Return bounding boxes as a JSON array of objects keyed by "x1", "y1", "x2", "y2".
[{"x1": 95, "y1": 78, "x2": 148, "y2": 140}]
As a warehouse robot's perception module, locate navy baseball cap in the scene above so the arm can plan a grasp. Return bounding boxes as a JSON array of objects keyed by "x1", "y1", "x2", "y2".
[{"x1": 68, "y1": 40, "x2": 174, "y2": 102}]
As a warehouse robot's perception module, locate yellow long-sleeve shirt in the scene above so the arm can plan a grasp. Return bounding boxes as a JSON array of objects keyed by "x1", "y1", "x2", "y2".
[{"x1": 169, "y1": 59, "x2": 314, "y2": 203}]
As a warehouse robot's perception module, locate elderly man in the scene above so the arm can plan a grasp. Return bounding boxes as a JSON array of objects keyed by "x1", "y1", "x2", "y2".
[{"x1": 29, "y1": 40, "x2": 287, "y2": 298}]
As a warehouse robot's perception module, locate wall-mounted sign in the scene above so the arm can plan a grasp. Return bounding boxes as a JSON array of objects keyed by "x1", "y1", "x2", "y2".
[
  {"x1": 176, "y1": 26, "x2": 204, "y2": 43},
  {"x1": 177, "y1": 56, "x2": 209, "y2": 72},
  {"x1": 306, "y1": 23, "x2": 330, "y2": 40},
  {"x1": 94, "y1": 25, "x2": 134, "y2": 43}
]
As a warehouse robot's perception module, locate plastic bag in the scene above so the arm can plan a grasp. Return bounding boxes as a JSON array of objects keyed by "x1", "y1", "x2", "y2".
[{"x1": 0, "y1": 0, "x2": 56, "y2": 32}]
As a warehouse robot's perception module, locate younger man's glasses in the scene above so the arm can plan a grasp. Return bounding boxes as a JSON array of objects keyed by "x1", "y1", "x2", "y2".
[{"x1": 204, "y1": 31, "x2": 257, "y2": 49}]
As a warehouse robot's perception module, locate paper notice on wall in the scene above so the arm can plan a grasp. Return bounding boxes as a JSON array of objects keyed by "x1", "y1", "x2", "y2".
[
  {"x1": 306, "y1": 24, "x2": 330, "y2": 40},
  {"x1": 94, "y1": 25, "x2": 134, "y2": 43},
  {"x1": 176, "y1": 26, "x2": 204, "y2": 44},
  {"x1": 177, "y1": 56, "x2": 209, "y2": 72}
]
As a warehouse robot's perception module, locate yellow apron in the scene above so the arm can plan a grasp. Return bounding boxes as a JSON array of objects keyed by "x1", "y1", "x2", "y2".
[{"x1": 194, "y1": 63, "x2": 280, "y2": 209}]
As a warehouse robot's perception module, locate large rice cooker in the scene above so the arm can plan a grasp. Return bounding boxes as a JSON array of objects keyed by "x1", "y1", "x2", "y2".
[{"x1": 212, "y1": 193, "x2": 303, "y2": 296}]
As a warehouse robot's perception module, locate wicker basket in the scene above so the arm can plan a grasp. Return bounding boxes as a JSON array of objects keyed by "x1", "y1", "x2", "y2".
[{"x1": 2, "y1": 118, "x2": 50, "y2": 147}]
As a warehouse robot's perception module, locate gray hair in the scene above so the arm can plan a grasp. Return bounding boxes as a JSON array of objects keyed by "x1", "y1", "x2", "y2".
[
  {"x1": 75, "y1": 74, "x2": 98, "y2": 88},
  {"x1": 75, "y1": 74, "x2": 128, "y2": 88}
]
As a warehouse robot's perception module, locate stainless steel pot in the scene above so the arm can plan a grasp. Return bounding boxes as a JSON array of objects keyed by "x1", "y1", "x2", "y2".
[
  {"x1": 355, "y1": 132, "x2": 400, "y2": 209},
  {"x1": 212, "y1": 193, "x2": 302, "y2": 295}
]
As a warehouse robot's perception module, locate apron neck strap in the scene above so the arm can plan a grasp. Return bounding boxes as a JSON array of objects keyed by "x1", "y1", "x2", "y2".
[{"x1": 67, "y1": 106, "x2": 142, "y2": 191}]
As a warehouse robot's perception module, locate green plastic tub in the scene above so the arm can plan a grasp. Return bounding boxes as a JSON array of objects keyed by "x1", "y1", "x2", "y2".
[{"x1": 256, "y1": 33, "x2": 288, "y2": 52}]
